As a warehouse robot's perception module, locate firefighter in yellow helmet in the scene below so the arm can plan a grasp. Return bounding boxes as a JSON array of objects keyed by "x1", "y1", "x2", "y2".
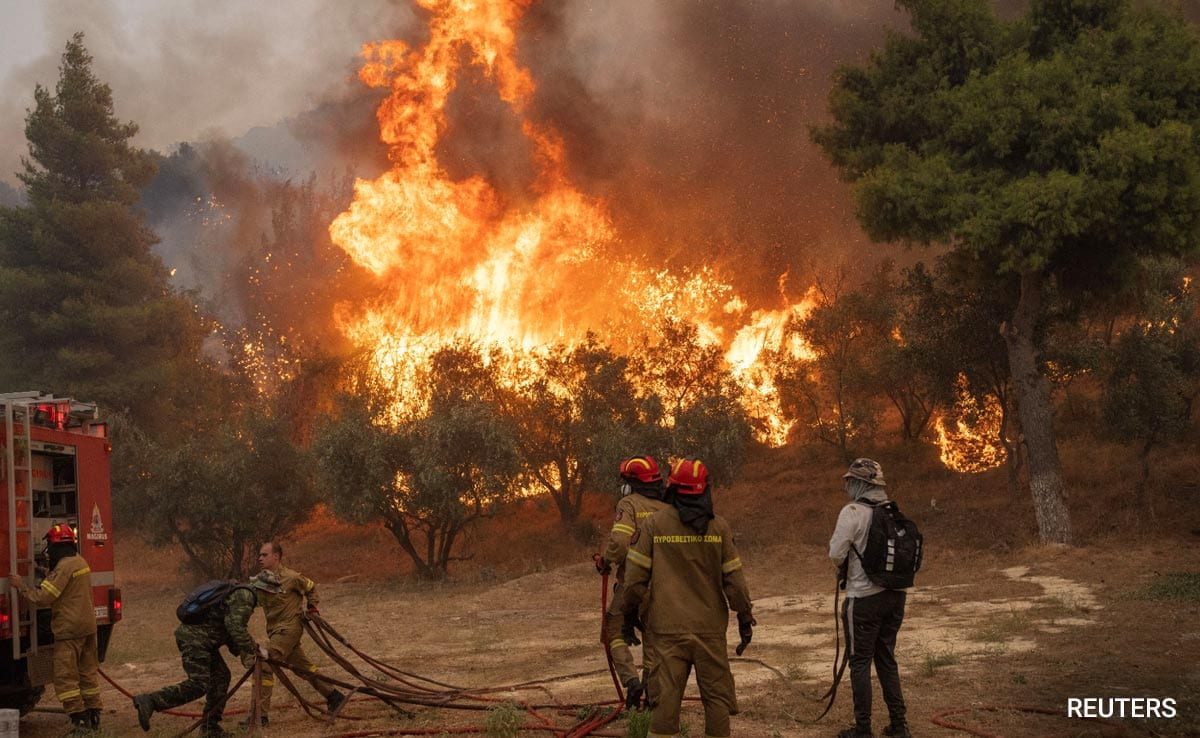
[
  {"x1": 247, "y1": 542, "x2": 345, "y2": 728},
  {"x1": 8, "y1": 524, "x2": 101, "y2": 734},
  {"x1": 596, "y1": 455, "x2": 670, "y2": 709},
  {"x1": 622, "y1": 459, "x2": 755, "y2": 738}
]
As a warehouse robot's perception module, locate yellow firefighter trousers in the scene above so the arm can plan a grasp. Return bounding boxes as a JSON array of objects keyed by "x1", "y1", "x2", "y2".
[
  {"x1": 605, "y1": 583, "x2": 656, "y2": 689},
  {"x1": 53, "y1": 635, "x2": 101, "y2": 714},
  {"x1": 647, "y1": 632, "x2": 738, "y2": 738},
  {"x1": 258, "y1": 624, "x2": 336, "y2": 713}
]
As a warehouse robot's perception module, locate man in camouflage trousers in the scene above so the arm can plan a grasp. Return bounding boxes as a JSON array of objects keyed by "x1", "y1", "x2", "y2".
[
  {"x1": 623, "y1": 459, "x2": 755, "y2": 738},
  {"x1": 132, "y1": 579, "x2": 271, "y2": 737},
  {"x1": 597, "y1": 456, "x2": 670, "y2": 709},
  {"x1": 249, "y1": 541, "x2": 345, "y2": 727},
  {"x1": 9, "y1": 524, "x2": 101, "y2": 734}
]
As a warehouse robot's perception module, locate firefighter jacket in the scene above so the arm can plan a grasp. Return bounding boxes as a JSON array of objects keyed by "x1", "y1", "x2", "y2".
[
  {"x1": 259, "y1": 566, "x2": 318, "y2": 636},
  {"x1": 14, "y1": 554, "x2": 96, "y2": 640},
  {"x1": 601, "y1": 492, "x2": 669, "y2": 582},
  {"x1": 623, "y1": 507, "x2": 753, "y2": 636}
]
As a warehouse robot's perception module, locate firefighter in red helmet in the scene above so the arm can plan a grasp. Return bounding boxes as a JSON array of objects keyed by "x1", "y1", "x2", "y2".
[
  {"x1": 596, "y1": 456, "x2": 670, "y2": 709},
  {"x1": 9, "y1": 524, "x2": 102, "y2": 734},
  {"x1": 622, "y1": 459, "x2": 755, "y2": 738}
]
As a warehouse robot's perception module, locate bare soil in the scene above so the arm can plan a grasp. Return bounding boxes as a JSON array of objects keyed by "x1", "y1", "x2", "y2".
[
  {"x1": 16, "y1": 537, "x2": 1199, "y2": 738},
  {"x1": 16, "y1": 438, "x2": 1200, "y2": 737}
]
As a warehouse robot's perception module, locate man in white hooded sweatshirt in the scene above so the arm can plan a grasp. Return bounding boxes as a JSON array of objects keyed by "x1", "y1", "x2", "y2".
[{"x1": 829, "y1": 458, "x2": 911, "y2": 738}]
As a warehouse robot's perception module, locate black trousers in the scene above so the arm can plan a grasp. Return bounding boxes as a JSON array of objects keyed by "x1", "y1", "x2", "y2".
[{"x1": 842, "y1": 589, "x2": 907, "y2": 731}]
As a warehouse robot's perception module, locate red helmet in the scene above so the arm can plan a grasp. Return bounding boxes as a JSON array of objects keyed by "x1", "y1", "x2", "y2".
[
  {"x1": 45, "y1": 524, "x2": 76, "y2": 545},
  {"x1": 668, "y1": 458, "x2": 709, "y2": 495},
  {"x1": 619, "y1": 456, "x2": 662, "y2": 484}
]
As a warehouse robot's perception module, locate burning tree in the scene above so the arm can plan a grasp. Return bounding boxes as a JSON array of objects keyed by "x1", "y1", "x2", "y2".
[
  {"x1": 1102, "y1": 260, "x2": 1200, "y2": 517},
  {"x1": 316, "y1": 343, "x2": 522, "y2": 580},
  {"x1": 498, "y1": 334, "x2": 648, "y2": 534},
  {"x1": 771, "y1": 272, "x2": 880, "y2": 459},
  {"x1": 814, "y1": 0, "x2": 1200, "y2": 543}
]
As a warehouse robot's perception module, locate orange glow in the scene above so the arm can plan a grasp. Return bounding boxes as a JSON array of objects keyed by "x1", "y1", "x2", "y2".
[
  {"x1": 328, "y1": 0, "x2": 814, "y2": 446},
  {"x1": 933, "y1": 374, "x2": 1004, "y2": 473}
]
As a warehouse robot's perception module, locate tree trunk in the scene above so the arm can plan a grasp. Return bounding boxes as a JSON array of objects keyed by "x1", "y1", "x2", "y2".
[
  {"x1": 1137, "y1": 438, "x2": 1156, "y2": 523},
  {"x1": 1003, "y1": 271, "x2": 1073, "y2": 544}
]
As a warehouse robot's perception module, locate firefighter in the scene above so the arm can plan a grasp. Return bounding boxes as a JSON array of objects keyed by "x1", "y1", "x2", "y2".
[
  {"x1": 131, "y1": 578, "x2": 271, "y2": 737},
  {"x1": 8, "y1": 524, "x2": 101, "y2": 734},
  {"x1": 596, "y1": 455, "x2": 670, "y2": 709},
  {"x1": 622, "y1": 459, "x2": 755, "y2": 738},
  {"x1": 249, "y1": 541, "x2": 345, "y2": 727}
]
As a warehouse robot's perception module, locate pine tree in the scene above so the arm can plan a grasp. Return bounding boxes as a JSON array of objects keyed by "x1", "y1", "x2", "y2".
[
  {"x1": 814, "y1": 0, "x2": 1200, "y2": 543},
  {"x1": 0, "y1": 33, "x2": 204, "y2": 424}
]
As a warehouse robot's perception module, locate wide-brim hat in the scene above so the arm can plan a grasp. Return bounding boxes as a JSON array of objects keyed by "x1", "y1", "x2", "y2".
[{"x1": 843, "y1": 457, "x2": 886, "y2": 487}]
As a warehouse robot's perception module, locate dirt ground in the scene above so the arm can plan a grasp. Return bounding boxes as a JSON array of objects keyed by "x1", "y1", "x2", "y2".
[{"x1": 14, "y1": 538, "x2": 1200, "y2": 738}]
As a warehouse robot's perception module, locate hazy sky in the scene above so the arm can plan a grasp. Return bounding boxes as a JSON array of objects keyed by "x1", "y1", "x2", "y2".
[
  {"x1": 8, "y1": 1, "x2": 1199, "y2": 293},
  {"x1": 0, "y1": 0, "x2": 417, "y2": 185}
]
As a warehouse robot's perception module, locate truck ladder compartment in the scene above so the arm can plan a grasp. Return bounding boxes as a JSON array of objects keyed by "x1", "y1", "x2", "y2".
[{"x1": 3, "y1": 399, "x2": 36, "y2": 661}]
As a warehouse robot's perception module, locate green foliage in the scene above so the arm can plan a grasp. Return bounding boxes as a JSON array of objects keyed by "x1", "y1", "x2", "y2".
[
  {"x1": 814, "y1": 0, "x2": 1200, "y2": 542},
  {"x1": 484, "y1": 702, "x2": 524, "y2": 738},
  {"x1": 315, "y1": 343, "x2": 522, "y2": 579},
  {"x1": 501, "y1": 334, "x2": 645, "y2": 530},
  {"x1": 633, "y1": 318, "x2": 753, "y2": 486},
  {"x1": 113, "y1": 400, "x2": 319, "y2": 579},
  {"x1": 1129, "y1": 572, "x2": 1200, "y2": 602},
  {"x1": 771, "y1": 270, "x2": 881, "y2": 458},
  {"x1": 623, "y1": 707, "x2": 651, "y2": 738},
  {"x1": 1101, "y1": 259, "x2": 1200, "y2": 502},
  {"x1": 0, "y1": 34, "x2": 205, "y2": 429},
  {"x1": 1102, "y1": 260, "x2": 1199, "y2": 438}
]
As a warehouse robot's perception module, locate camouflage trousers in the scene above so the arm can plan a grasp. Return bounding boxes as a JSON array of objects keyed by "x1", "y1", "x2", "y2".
[
  {"x1": 258, "y1": 623, "x2": 336, "y2": 713},
  {"x1": 604, "y1": 583, "x2": 656, "y2": 689},
  {"x1": 646, "y1": 632, "x2": 738, "y2": 738},
  {"x1": 145, "y1": 624, "x2": 232, "y2": 727},
  {"x1": 52, "y1": 635, "x2": 101, "y2": 714}
]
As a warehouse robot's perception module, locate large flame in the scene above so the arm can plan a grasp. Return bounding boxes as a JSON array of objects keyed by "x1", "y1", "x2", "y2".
[
  {"x1": 328, "y1": 0, "x2": 812, "y2": 443},
  {"x1": 933, "y1": 374, "x2": 1005, "y2": 473}
]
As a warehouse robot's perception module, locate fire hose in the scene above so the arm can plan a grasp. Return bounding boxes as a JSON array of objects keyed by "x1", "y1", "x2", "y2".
[
  {"x1": 813, "y1": 575, "x2": 848, "y2": 722},
  {"x1": 93, "y1": 565, "x2": 658, "y2": 737},
  {"x1": 594, "y1": 554, "x2": 625, "y2": 705}
]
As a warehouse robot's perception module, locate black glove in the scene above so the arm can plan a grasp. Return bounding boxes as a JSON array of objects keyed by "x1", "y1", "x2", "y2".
[
  {"x1": 621, "y1": 616, "x2": 642, "y2": 647},
  {"x1": 593, "y1": 553, "x2": 608, "y2": 575},
  {"x1": 735, "y1": 616, "x2": 756, "y2": 656}
]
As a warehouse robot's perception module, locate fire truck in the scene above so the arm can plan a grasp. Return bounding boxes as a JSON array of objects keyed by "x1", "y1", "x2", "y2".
[{"x1": 0, "y1": 392, "x2": 121, "y2": 713}]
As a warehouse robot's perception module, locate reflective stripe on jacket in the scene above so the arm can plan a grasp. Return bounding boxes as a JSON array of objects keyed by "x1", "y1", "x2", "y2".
[
  {"x1": 624, "y1": 507, "x2": 752, "y2": 635},
  {"x1": 16, "y1": 554, "x2": 97, "y2": 639}
]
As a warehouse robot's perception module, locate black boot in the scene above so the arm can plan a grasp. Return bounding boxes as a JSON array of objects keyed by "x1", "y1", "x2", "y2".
[
  {"x1": 86, "y1": 707, "x2": 101, "y2": 730},
  {"x1": 882, "y1": 724, "x2": 911, "y2": 738},
  {"x1": 326, "y1": 689, "x2": 346, "y2": 714},
  {"x1": 132, "y1": 694, "x2": 155, "y2": 731},
  {"x1": 199, "y1": 724, "x2": 229, "y2": 738},
  {"x1": 67, "y1": 711, "x2": 92, "y2": 735}
]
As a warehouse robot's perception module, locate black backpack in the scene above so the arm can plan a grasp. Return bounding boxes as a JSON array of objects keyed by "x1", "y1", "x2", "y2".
[
  {"x1": 176, "y1": 580, "x2": 251, "y2": 624},
  {"x1": 850, "y1": 500, "x2": 923, "y2": 589}
]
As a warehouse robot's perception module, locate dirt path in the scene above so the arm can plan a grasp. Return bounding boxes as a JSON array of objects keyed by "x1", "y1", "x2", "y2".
[{"x1": 15, "y1": 543, "x2": 1198, "y2": 737}]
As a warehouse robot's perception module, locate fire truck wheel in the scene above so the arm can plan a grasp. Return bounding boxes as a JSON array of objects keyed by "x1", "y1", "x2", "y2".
[{"x1": 0, "y1": 685, "x2": 43, "y2": 716}]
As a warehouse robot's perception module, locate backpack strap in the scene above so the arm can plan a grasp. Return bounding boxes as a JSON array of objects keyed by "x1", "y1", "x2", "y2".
[{"x1": 844, "y1": 500, "x2": 879, "y2": 565}]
